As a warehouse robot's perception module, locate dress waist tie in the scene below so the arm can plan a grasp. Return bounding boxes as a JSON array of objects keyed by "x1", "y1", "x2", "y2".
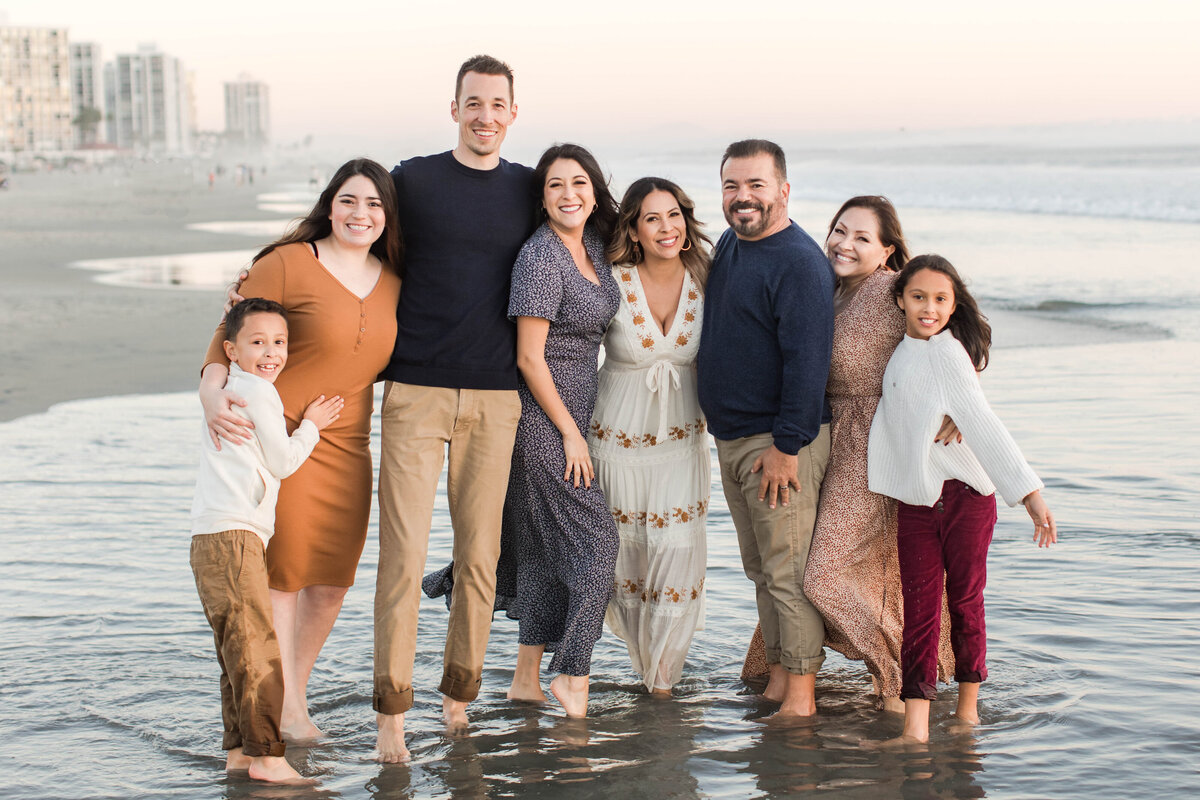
[{"x1": 645, "y1": 359, "x2": 681, "y2": 442}]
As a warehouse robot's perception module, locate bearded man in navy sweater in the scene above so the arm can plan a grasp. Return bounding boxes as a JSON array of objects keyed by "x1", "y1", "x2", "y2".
[
  {"x1": 373, "y1": 55, "x2": 535, "y2": 761},
  {"x1": 697, "y1": 139, "x2": 834, "y2": 720}
]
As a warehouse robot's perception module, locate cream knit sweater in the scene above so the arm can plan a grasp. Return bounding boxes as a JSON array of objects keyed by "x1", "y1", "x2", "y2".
[
  {"x1": 190, "y1": 364, "x2": 320, "y2": 545},
  {"x1": 868, "y1": 331, "x2": 1042, "y2": 507}
]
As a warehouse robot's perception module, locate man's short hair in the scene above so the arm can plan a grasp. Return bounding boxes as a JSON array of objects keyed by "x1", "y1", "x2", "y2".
[
  {"x1": 720, "y1": 139, "x2": 787, "y2": 182},
  {"x1": 225, "y1": 297, "x2": 288, "y2": 342},
  {"x1": 455, "y1": 54, "x2": 514, "y2": 102}
]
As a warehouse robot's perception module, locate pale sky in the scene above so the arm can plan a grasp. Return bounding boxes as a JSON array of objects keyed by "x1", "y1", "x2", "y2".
[{"x1": 4, "y1": 0, "x2": 1197, "y2": 153}]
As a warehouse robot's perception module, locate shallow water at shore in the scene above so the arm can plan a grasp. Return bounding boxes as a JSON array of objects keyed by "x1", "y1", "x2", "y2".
[{"x1": 1, "y1": 334, "x2": 1197, "y2": 798}]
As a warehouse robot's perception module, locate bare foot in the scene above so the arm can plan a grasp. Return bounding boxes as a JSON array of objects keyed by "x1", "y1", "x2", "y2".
[
  {"x1": 952, "y1": 709, "x2": 980, "y2": 725},
  {"x1": 225, "y1": 747, "x2": 251, "y2": 771},
  {"x1": 875, "y1": 733, "x2": 929, "y2": 750},
  {"x1": 374, "y1": 712, "x2": 410, "y2": 763},
  {"x1": 881, "y1": 696, "x2": 906, "y2": 714},
  {"x1": 767, "y1": 700, "x2": 818, "y2": 721},
  {"x1": 507, "y1": 677, "x2": 548, "y2": 704},
  {"x1": 762, "y1": 664, "x2": 787, "y2": 703},
  {"x1": 650, "y1": 688, "x2": 672, "y2": 698},
  {"x1": 550, "y1": 674, "x2": 589, "y2": 718},
  {"x1": 443, "y1": 696, "x2": 469, "y2": 733},
  {"x1": 278, "y1": 719, "x2": 321, "y2": 743},
  {"x1": 248, "y1": 755, "x2": 313, "y2": 784}
]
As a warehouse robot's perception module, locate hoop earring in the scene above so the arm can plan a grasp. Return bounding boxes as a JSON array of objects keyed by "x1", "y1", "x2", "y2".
[
  {"x1": 632, "y1": 241, "x2": 642, "y2": 263},
  {"x1": 681, "y1": 238, "x2": 692, "y2": 252}
]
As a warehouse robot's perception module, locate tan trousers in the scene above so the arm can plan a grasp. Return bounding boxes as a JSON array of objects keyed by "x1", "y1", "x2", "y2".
[
  {"x1": 716, "y1": 427, "x2": 831, "y2": 675},
  {"x1": 373, "y1": 381, "x2": 521, "y2": 714},
  {"x1": 190, "y1": 530, "x2": 286, "y2": 757}
]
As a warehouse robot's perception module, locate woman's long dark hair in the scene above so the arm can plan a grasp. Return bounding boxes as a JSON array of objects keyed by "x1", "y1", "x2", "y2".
[
  {"x1": 609, "y1": 176, "x2": 713, "y2": 291},
  {"x1": 826, "y1": 195, "x2": 909, "y2": 273},
  {"x1": 253, "y1": 158, "x2": 403, "y2": 277},
  {"x1": 531, "y1": 143, "x2": 619, "y2": 244},
  {"x1": 895, "y1": 254, "x2": 992, "y2": 370}
]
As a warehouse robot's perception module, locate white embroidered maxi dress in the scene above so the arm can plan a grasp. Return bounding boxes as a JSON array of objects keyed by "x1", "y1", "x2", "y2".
[{"x1": 589, "y1": 265, "x2": 710, "y2": 692}]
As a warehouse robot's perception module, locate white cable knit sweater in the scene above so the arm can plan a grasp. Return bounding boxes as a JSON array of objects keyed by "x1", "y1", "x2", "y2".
[
  {"x1": 190, "y1": 364, "x2": 320, "y2": 545},
  {"x1": 868, "y1": 331, "x2": 1043, "y2": 507}
]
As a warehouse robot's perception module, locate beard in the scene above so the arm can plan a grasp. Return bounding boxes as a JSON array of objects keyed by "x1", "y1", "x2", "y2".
[{"x1": 723, "y1": 199, "x2": 776, "y2": 239}]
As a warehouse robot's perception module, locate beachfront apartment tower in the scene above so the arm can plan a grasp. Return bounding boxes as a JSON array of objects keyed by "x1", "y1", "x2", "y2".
[
  {"x1": 0, "y1": 25, "x2": 72, "y2": 153},
  {"x1": 69, "y1": 42, "x2": 106, "y2": 148},
  {"x1": 104, "y1": 44, "x2": 192, "y2": 154},
  {"x1": 224, "y1": 74, "x2": 270, "y2": 148}
]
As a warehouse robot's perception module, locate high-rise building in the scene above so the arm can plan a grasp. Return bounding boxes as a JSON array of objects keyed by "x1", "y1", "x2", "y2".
[
  {"x1": 68, "y1": 41, "x2": 105, "y2": 147},
  {"x1": 223, "y1": 74, "x2": 269, "y2": 148},
  {"x1": 0, "y1": 25, "x2": 73, "y2": 153},
  {"x1": 104, "y1": 43, "x2": 191, "y2": 154}
]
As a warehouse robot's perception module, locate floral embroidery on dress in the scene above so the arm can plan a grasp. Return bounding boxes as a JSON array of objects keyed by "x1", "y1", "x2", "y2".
[
  {"x1": 610, "y1": 499, "x2": 709, "y2": 528},
  {"x1": 618, "y1": 266, "x2": 699, "y2": 351},
  {"x1": 616, "y1": 576, "x2": 706, "y2": 604},
  {"x1": 591, "y1": 418, "x2": 705, "y2": 449}
]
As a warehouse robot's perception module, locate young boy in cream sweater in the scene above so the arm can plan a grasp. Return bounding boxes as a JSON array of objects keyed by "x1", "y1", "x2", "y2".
[{"x1": 189, "y1": 298, "x2": 342, "y2": 784}]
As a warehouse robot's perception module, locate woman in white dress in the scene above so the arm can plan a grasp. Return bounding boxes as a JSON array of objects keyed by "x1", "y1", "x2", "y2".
[{"x1": 589, "y1": 178, "x2": 713, "y2": 694}]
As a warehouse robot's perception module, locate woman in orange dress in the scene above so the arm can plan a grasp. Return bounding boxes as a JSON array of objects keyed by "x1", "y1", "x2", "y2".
[{"x1": 199, "y1": 159, "x2": 402, "y2": 739}]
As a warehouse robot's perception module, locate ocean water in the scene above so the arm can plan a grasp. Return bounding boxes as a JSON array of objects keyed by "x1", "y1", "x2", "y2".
[{"x1": 2, "y1": 148, "x2": 1199, "y2": 798}]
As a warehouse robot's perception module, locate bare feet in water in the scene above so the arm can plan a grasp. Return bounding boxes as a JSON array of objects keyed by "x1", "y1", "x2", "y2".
[
  {"x1": 549, "y1": 674, "x2": 589, "y2": 718},
  {"x1": 762, "y1": 663, "x2": 787, "y2": 703},
  {"x1": 650, "y1": 688, "x2": 672, "y2": 698},
  {"x1": 765, "y1": 670, "x2": 817, "y2": 720},
  {"x1": 248, "y1": 755, "x2": 313, "y2": 784},
  {"x1": 375, "y1": 712, "x2": 410, "y2": 763},
  {"x1": 225, "y1": 747, "x2": 251, "y2": 771},
  {"x1": 881, "y1": 696, "x2": 906, "y2": 714},
  {"x1": 954, "y1": 681, "x2": 980, "y2": 725},
  {"x1": 443, "y1": 696, "x2": 470, "y2": 732},
  {"x1": 280, "y1": 708, "x2": 324, "y2": 743},
  {"x1": 507, "y1": 676, "x2": 548, "y2": 703},
  {"x1": 876, "y1": 734, "x2": 930, "y2": 750}
]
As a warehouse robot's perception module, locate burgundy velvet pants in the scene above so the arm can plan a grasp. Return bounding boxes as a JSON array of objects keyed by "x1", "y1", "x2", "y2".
[{"x1": 897, "y1": 480, "x2": 997, "y2": 701}]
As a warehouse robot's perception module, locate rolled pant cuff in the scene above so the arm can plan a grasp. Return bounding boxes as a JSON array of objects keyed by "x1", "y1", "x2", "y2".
[
  {"x1": 439, "y1": 672, "x2": 482, "y2": 703},
  {"x1": 955, "y1": 669, "x2": 987, "y2": 684},
  {"x1": 373, "y1": 687, "x2": 414, "y2": 715},
  {"x1": 780, "y1": 650, "x2": 826, "y2": 676},
  {"x1": 241, "y1": 740, "x2": 286, "y2": 758},
  {"x1": 900, "y1": 682, "x2": 938, "y2": 702}
]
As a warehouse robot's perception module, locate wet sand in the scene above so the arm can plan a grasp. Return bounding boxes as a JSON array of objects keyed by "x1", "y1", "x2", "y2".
[{"x1": 0, "y1": 164, "x2": 297, "y2": 421}]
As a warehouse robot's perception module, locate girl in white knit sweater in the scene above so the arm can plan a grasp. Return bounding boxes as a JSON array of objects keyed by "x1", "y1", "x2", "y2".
[{"x1": 867, "y1": 254, "x2": 1057, "y2": 746}]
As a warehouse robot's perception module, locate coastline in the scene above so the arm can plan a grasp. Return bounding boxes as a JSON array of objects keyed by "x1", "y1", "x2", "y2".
[
  {"x1": 0, "y1": 165, "x2": 301, "y2": 422},
  {"x1": 1, "y1": 167, "x2": 1161, "y2": 423}
]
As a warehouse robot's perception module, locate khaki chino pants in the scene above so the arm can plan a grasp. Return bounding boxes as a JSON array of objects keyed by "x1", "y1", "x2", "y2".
[
  {"x1": 190, "y1": 530, "x2": 286, "y2": 757},
  {"x1": 373, "y1": 382, "x2": 521, "y2": 714},
  {"x1": 716, "y1": 427, "x2": 831, "y2": 675}
]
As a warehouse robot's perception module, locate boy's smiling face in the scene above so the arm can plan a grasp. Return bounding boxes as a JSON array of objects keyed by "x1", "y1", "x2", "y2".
[{"x1": 223, "y1": 311, "x2": 288, "y2": 383}]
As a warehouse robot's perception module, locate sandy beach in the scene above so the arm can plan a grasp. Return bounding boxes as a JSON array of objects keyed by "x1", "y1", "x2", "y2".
[{"x1": 0, "y1": 163, "x2": 303, "y2": 421}]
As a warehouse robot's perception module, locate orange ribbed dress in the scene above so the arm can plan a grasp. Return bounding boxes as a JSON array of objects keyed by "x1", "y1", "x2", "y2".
[{"x1": 204, "y1": 242, "x2": 400, "y2": 591}]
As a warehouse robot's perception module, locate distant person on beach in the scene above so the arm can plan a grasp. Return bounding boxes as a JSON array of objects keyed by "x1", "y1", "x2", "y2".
[
  {"x1": 372, "y1": 54, "x2": 534, "y2": 761},
  {"x1": 203, "y1": 158, "x2": 402, "y2": 742},
  {"x1": 190, "y1": 297, "x2": 343, "y2": 784},
  {"x1": 492, "y1": 143, "x2": 621, "y2": 717},
  {"x1": 741, "y1": 197, "x2": 956, "y2": 710},
  {"x1": 593, "y1": 177, "x2": 713, "y2": 695},
  {"x1": 868, "y1": 254, "x2": 1057, "y2": 745},
  {"x1": 697, "y1": 139, "x2": 834, "y2": 719}
]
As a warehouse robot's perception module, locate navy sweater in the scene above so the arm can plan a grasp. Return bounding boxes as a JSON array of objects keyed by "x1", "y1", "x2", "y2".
[
  {"x1": 380, "y1": 151, "x2": 535, "y2": 390},
  {"x1": 697, "y1": 223, "x2": 834, "y2": 455}
]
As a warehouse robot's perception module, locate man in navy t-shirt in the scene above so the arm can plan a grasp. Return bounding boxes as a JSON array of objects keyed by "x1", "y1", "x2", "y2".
[
  {"x1": 373, "y1": 54, "x2": 535, "y2": 762},
  {"x1": 697, "y1": 139, "x2": 834, "y2": 721}
]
